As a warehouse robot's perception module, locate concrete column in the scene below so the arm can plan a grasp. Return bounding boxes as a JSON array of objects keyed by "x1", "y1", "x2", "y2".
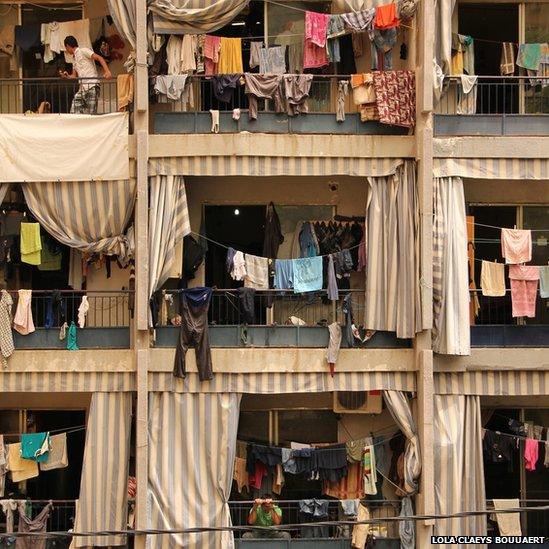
[{"x1": 133, "y1": 0, "x2": 149, "y2": 548}]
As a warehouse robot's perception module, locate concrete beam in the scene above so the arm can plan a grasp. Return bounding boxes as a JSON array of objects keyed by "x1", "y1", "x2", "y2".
[
  {"x1": 435, "y1": 348, "x2": 549, "y2": 372},
  {"x1": 434, "y1": 136, "x2": 549, "y2": 158}
]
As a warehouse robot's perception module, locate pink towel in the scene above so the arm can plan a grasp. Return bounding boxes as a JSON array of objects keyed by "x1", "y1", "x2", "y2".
[
  {"x1": 509, "y1": 265, "x2": 539, "y2": 318},
  {"x1": 525, "y1": 438, "x2": 539, "y2": 471},
  {"x1": 501, "y1": 228, "x2": 532, "y2": 264},
  {"x1": 204, "y1": 35, "x2": 221, "y2": 75},
  {"x1": 303, "y1": 11, "x2": 329, "y2": 69}
]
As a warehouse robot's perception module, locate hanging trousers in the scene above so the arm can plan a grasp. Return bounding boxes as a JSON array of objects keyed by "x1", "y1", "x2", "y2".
[{"x1": 173, "y1": 287, "x2": 213, "y2": 381}]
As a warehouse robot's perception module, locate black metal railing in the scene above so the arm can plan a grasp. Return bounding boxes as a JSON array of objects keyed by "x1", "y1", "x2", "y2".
[
  {"x1": 438, "y1": 75, "x2": 549, "y2": 115},
  {"x1": 0, "y1": 77, "x2": 118, "y2": 115},
  {"x1": 8, "y1": 290, "x2": 133, "y2": 329},
  {"x1": 160, "y1": 289, "x2": 364, "y2": 327},
  {"x1": 229, "y1": 500, "x2": 401, "y2": 539}
]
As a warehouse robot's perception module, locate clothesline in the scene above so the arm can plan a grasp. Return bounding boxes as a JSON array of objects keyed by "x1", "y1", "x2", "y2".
[
  {"x1": 492, "y1": 411, "x2": 548, "y2": 433},
  {"x1": 467, "y1": 220, "x2": 549, "y2": 233},
  {"x1": 483, "y1": 427, "x2": 548, "y2": 445},
  {"x1": 1, "y1": 425, "x2": 86, "y2": 438},
  {"x1": 472, "y1": 257, "x2": 547, "y2": 269}
]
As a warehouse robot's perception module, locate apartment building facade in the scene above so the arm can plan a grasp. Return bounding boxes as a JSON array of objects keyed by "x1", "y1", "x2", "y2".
[{"x1": 0, "y1": 0, "x2": 547, "y2": 548}]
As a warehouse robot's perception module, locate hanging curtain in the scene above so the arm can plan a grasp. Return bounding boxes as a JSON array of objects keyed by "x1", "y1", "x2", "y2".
[
  {"x1": 432, "y1": 177, "x2": 470, "y2": 355},
  {"x1": 435, "y1": 0, "x2": 457, "y2": 74},
  {"x1": 434, "y1": 395, "x2": 486, "y2": 548},
  {"x1": 22, "y1": 179, "x2": 135, "y2": 260},
  {"x1": 383, "y1": 390, "x2": 421, "y2": 494},
  {"x1": 148, "y1": 175, "x2": 191, "y2": 296},
  {"x1": 0, "y1": 184, "x2": 9, "y2": 205},
  {"x1": 107, "y1": 0, "x2": 136, "y2": 49},
  {"x1": 76, "y1": 393, "x2": 133, "y2": 547},
  {"x1": 149, "y1": 0, "x2": 250, "y2": 35},
  {"x1": 148, "y1": 392, "x2": 241, "y2": 549},
  {"x1": 364, "y1": 160, "x2": 421, "y2": 339}
]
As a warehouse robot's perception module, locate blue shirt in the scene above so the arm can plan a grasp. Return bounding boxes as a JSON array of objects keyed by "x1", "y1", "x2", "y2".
[{"x1": 293, "y1": 257, "x2": 323, "y2": 293}]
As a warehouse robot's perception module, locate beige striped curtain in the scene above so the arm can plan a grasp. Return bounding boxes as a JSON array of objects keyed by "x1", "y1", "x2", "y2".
[
  {"x1": 149, "y1": 175, "x2": 191, "y2": 296},
  {"x1": 149, "y1": 0, "x2": 249, "y2": 34},
  {"x1": 22, "y1": 180, "x2": 135, "y2": 260},
  {"x1": 432, "y1": 177, "x2": 470, "y2": 355},
  {"x1": 0, "y1": 183, "x2": 9, "y2": 205},
  {"x1": 434, "y1": 395, "x2": 486, "y2": 548},
  {"x1": 364, "y1": 160, "x2": 421, "y2": 339},
  {"x1": 148, "y1": 392, "x2": 241, "y2": 549},
  {"x1": 107, "y1": 0, "x2": 135, "y2": 49},
  {"x1": 76, "y1": 392, "x2": 133, "y2": 547},
  {"x1": 383, "y1": 391, "x2": 421, "y2": 495}
]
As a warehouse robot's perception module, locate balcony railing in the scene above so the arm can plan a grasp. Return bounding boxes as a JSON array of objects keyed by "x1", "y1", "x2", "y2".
[
  {"x1": 0, "y1": 77, "x2": 118, "y2": 115},
  {"x1": 486, "y1": 499, "x2": 549, "y2": 538}
]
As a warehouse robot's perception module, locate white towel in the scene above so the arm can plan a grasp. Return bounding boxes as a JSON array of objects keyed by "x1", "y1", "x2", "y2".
[
  {"x1": 493, "y1": 499, "x2": 522, "y2": 536},
  {"x1": 244, "y1": 254, "x2": 269, "y2": 290}
]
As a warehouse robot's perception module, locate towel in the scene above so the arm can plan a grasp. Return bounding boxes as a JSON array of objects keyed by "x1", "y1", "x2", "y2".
[
  {"x1": 217, "y1": 37, "x2": 243, "y2": 74},
  {"x1": 20, "y1": 222, "x2": 42, "y2": 265},
  {"x1": 540, "y1": 266, "x2": 549, "y2": 299},
  {"x1": 6, "y1": 443, "x2": 39, "y2": 482},
  {"x1": 501, "y1": 228, "x2": 532, "y2": 264},
  {"x1": 509, "y1": 265, "x2": 539, "y2": 318},
  {"x1": 117, "y1": 74, "x2": 134, "y2": 111},
  {"x1": 293, "y1": 256, "x2": 323, "y2": 293},
  {"x1": 493, "y1": 499, "x2": 521, "y2": 535},
  {"x1": 244, "y1": 254, "x2": 269, "y2": 290},
  {"x1": 480, "y1": 261, "x2": 505, "y2": 297},
  {"x1": 500, "y1": 42, "x2": 515, "y2": 75},
  {"x1": 516, "y1": 43, "x2": 543, "y2": 71},
  {"x1": 13, "y1": 289, "x2": 35, "y2": 335},
  {"x1": 20, "y1": 432, "x2": 50, "y2": 462},
  {"x1": 40, "y1": 433, "x2": 68, "y2": 471}
]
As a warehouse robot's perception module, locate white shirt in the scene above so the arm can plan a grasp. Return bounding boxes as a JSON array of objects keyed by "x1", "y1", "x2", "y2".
[{"x1": 73, "y1": 47, "x2": 99, "y2": 86}]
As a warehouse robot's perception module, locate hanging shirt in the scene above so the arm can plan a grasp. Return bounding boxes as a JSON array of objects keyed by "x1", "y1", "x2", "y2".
[
  {"x1": 293, "y1": 257, "x2": 323, "y2": 294},
  {"x1": 501, "y1": 228, "x2": 532, "y2": 264},
  {"x1": 274, "y1": 259, "x2": 294, "y2": 290},
  {"x1": 283, "y1": 74, "x2": 314, "y2": 116}
]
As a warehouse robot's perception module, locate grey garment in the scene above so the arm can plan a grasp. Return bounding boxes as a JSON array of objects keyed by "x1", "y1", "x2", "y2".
[
  {"x1": 326, "y1": 322, "x2": 342, "y2": 364},
  {"x1": 327, "y1": 255, "x2": 339, "y2": 301},
  {"x1": 244, "y1": 74, "x2": 284, "y2": 120},
  {"x1": 336, "y1": 80, "x2": 349, "y2": 122},
  {"x1": 259, "y1": 46, "x2": 286, "y2": 74},
  {"x1": 340, "y1": 499, "x2": 359, "y2": 517},
  {"x1": 342, "y1": 293, "x2": 355, "y2": 348},
  {"x1": 282, "y1": 448, "x2": 298, "y2": 474},
  {"x1": 327, "y1": 14, "x2": 346, "y2": 39},
  {"x1": 16, "y1": 502, "x2": 53, "y2": 549},
  {"x1": 283, "y1": 74, "x2": 314, "y2": 116},
  {"x1": 288, "y1": 42, "x2": 304, "y2": 73},
  {"x1": 154, "y1": 74, "x2": 189, "y2": 100},
  {"x1": 399, "y1": 496, "x2": 415, "y2": 549},
  {"x1": 371, "y1": 27, "x2": 397, "y2": 70},
  {"x1": 341, "y1": 8, "x2": 375, "y2": 32},
  {"x1": 299, "y1": 499, "x2": 329, "y2": 518},
  {"x1": 249, "y1": 41, "x2": 261, "y2": 68}
]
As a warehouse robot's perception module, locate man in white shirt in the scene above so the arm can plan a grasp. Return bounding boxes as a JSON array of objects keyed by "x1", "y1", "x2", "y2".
[{"x1": 60, "y1": 35, "x2": 112, "y2": 114}]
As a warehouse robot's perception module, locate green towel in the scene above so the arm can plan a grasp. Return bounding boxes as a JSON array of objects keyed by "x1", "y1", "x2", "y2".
[
  {"x1": 20, "y1": 432, "x2": 50, "y2": 462},
  {"x1": 20, "y1": 222, "x2": 42, "y2": 265},
  {"x1": 517, "y1": 43, "x2": 542, "y2": 71},
  {"x1": 67, "y1": 321, "x2": 79, "y2": 351},
  {"x1": 37, "y1": 241, "x2": 62, "y2": 271}
]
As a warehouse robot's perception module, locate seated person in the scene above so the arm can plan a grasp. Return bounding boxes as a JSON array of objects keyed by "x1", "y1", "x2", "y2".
[{"x1": 242, "y1": 495, "x2": 291, "y2": 540}]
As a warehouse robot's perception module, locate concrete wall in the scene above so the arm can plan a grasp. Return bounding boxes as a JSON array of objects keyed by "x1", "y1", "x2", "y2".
[{"x1": 464, "y1": 179, "x2": 549, "y2": 204}]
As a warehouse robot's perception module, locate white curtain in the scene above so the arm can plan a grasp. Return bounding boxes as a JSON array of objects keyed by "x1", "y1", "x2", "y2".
[
  {"x1": 434, "y1": 395, "x2": 486, "y2": 548},
  {"x1": 383, "y1": 390, "x2": 421, "y2": 494},
  {"x1": 148, "y1": 175, "x2": 191, "y2": 296},
  {"x1": 108, "y1": 0, "x2": 136, "y2": 50},
  {"x1": 435, "y1": 0, "x2": 457, "y2": 74},
  {"x1": 432, "y1": 177, "x2": 470, "y2": 355},
  {"x1": 76, "y1": 393, "x2": 133, "y2": 547},
  {"x1": 0, "y1": 184, "x2": 9, "y2": 205},
  {"x1": 364, "y1": 160, "x2": 421, "y2": 339},
  {"x1": 148, "y1": 392, "x2": 241, "y2": 549}
]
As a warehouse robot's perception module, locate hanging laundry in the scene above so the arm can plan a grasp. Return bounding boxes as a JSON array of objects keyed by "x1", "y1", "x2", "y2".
[
  {"x1": 233, "y1": 456, "x2": 249, "y2": 493},
  {"x1": 231, "y1": 250, "x2": 247, "y2": 281},
  {"x1": 226, "y1": 247, "x2": 236, "y2": 275},
  {"x1": 501, "y1": 228, "x2": 532, "y2": 264},
  {"x1": 327, "y1": 254, "x2": 338, "y2": 301},
  {"x1": 78, "y1": 295, "x2": 89, "y2": 328},
  {"x1": 259, "y1": 46, "x2": 286, "y2": 74},
  {"x1": 218, "y1": 37, "x2": 243, "y2": 74},
  {"x1": 509, "y1": 265, "x2": 540, "y2": 318},
  {"x1": 237, "y1": 287, "x2": 255, "y2": 325},
  {"x1": 346, "y1": 438, "x2": 366, "y2": 463},
  {"x1": 210, "y1": 109, "x2": 219, "y2": 133},
  {"x1": 525, "y1": 438, "x2": 539, "y2": 471},
  {"x1": 324, "y1": 461, "x2": 365, "y2": 499},
  {"x1": 493, "y1": 499, "x2": 522, "y2": 536},
  {"x1": 304, "y1": 11, "x2": 330, "y2": 69},
  {"x1": 457, "y1": 74, "x2": 477, "y2": 114},
  {"x1": 373, "y1": 70, "x2": 415, "y2": 128},
  {"x1": 154, "y1": 75, "x2": 191, "y2": 102},
  {"x1": 67, "y1": 321, "x2": 79, "y2": 350},
  {"x1": 57, "y1": 19, "x2": 93, "y2": 63},
  {"x1": 13, "y1": 289, "x2": 35, "y2": 336},
  {"x1": 180, "y1": 34, "x2": 198, "y2": 73},
  {"x1": 16, "y1": 501, "x2": 53, "y2": 549},
  {"x1": 0, "y1": 290, "x2": 14, "y2": 368},
  {"x1": 211, "y1": 74, "x2": 242, "y2": 102},
  {"x1": 40, "y1": 433, "x2": 68, "y2": 471},
  {"x1": 59, "y1": 322, "x2": 68, "y2": 341},
  {"x1": 336, "y1": 80, "x2": 349, "y2": 122},
  {"x1": 274, "y1": 259, "x2": 294, "y2": 290},
  {"x1": 37, "y1": 238, "x2": 62, "y2": 271},
  {"x1": 117, "y1": 74, "x2": 134, "y2": 111},
  {"x1": 480, "y1": 260, "x2": 505, "y2": 297},
  {"x1": 195, "y1": 34, "x2": 205, "y2": 73},
  {"x1": 341, "y1": 9, "x2": 375, "y2": 33},
  {"x1": 299, "y1": 222, "x2": 319, "y2": 257},
  {"x1": 244, "y1": 254, "x2": 269, "y2": 290},
  {"x1": 293, "y1": 257, "x2": 323, "y2": 294},
  {"x1": 263, "y1": 202, "x2": 284, "y2": 259},
  {"x1": 363, "y1": 442, "x2": 377, "y2": 495},
  {"x1": 20, "y1": 432, "x2": 50, "y2": 462},
  {"x1": 374, "y1": 3, "x2": 399, "y2": 29},
  {"x1": 500, "y1": 42, "x2": 515, "y2": 75},
  {"x1": 0, "y1": 436, "x2": 5, "y2": 497},
  {"x1": 460, "y1": 35, "x2": 475, "y2": 76},
  {"x1": 7, "y1": 443, "x2": 39, "y2": 482},
  {"x1": 283, "y1": 74, "x2": 314, "y2": 116},
  {"x1": 204, "y1": 35, "x2": 221, "y2": 75},
  {"x1": 516, "y1": 43, "x2": 543, "y2": 71},
  {"x1": 371, "y1": 27, "x2": 398, "y2": 70},
  {"x1": 357, "y1": 233, "x2": 366, "y2": 271},
  {"x1": 249, "y1": 41, "x2": 262, "y2": 69},
  {"x1": 0, "y1": 25, "x2": 15, "y2": 70},
  {"x1": 351, "y1": 73, "x2": 378, "y2": 122},
  {"x1": 20, "y1": 222, "x2": 42, "y2": 265},
  {"x1": 166, "y1": 35, "x2": 184, "y2": 75},
  {"x1": 272, "y1": 463, "x2": 285, "y2": 495},
  {"x1": 14, "y1": 24, "x2": 41, "y2": 51},
  {"x1": 244, "y1": 74, "x2": 284, "y2": 120},
  {"x1": 326, "y1": 322, "x2": 341, "y2": 377},
  {"x1": 327, "y1": 15, "x2": 345, "y2": 63},
  {"x1": 288, "y1": 42, "x2": 304, "y2": 73},
  {"x1": 539, "y1": 266, "x2": 549, "y2": 299}
]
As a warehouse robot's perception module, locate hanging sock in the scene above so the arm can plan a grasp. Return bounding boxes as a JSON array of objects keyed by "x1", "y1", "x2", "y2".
[{"x1": 66, "y1": 321, "x2": 78, "y2": 350}]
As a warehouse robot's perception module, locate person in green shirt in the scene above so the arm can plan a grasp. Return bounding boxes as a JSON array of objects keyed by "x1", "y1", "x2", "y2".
[{"x1": 242, "y1": 495, "x2": 291, "y2": 540}]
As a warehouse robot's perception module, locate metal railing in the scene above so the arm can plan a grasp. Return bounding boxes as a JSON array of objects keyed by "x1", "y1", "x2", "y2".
[
  {"x1": 161, "y1": 289, "x2": 364, "y2": 327},
  {"x1": 228, "y1": 500, "x2": 400, "y2": 539},
  {"x1": 438, "y1": 75, "x2": 549, "y2": 115},
  {"x1": 8, "y1": 290, "x2": 133, "y2": 328},
  {"x1": 486, "y1": 499, "x2": 549, "y2": 537},
  {"x1": 0, "y1": 77, "x2": 118, "y2": 115},
  {"x1": 153, "y1": 75, "x2": 355, "y2": 115}
]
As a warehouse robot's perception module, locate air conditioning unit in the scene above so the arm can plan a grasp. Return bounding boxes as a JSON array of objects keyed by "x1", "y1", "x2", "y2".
[{"x1": 333, "y1": 391, "x2": 382, "y2": 414}]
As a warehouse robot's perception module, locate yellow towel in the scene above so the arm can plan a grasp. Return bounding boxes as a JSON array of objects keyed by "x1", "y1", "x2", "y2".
[
  {"x1": 20, "y1": 222, "x2": 42, "y2": 265},
  {"x1": 7, "y1": 443, "x2": 39, "y2": 482},
  {"x1": 217, "y1": 37, "x2": 243, "y2": 74},
  {"x1": 117, "y1": 74, "x2": 134, "y2": 111}
]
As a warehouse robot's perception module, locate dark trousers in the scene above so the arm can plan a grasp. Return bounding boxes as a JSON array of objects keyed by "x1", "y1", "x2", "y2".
[{"x1": 173, "y1": 289, "x2": 213, "y2": 381}]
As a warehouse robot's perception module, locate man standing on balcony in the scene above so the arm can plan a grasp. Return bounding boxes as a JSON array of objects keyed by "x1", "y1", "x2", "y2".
[
  {"x1": 243, "y1": 496, "x2": 291, "y2": 540},
  {"x1": 60, "y1": 35, "x2": 111, "y2": 114}
]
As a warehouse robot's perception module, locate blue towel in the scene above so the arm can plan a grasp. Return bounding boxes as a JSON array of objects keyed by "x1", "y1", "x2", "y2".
[
  {"x1": 293, "y1": 257, "x2": 323, "y2": 293},
  {"x1": 274, "y1": 259, "x2": 294, "y2": 290},
  {"x1": 21, "y1": 432, "x2": 50, "y2": 462}
]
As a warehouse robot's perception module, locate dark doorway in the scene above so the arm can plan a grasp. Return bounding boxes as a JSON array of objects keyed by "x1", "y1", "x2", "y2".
[{"x1": 458, "y1": 4, "x2": 518, "y2": 113}]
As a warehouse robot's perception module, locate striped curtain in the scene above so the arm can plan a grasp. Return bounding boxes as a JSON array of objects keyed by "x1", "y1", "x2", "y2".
[
  {"x1": 434, "y1": 395, "x2": 486, "y2": 548},
  {"x1": 0, "y1": 183, "x2": 9, "y2": 205},
  {"x1": 433, "y1": 158, "x2": 549, "y2": 180},
  {"x1": 149, "y1": 175, "x2": 191, "y2": 296},
  {"x1": 76, "y1": 393, "x2": 133, "y2": 547},
  {"x1": 364, "y1": 160, "x2": 421, "y2": 339},
  {"x1": 432, "y1": 177, "x2": 470, "y2": 355},
  {"x1": 107, "y1": 0, "x2": 135, "y2": 49},
  {"x1": 148, "y1": 392, "x2": 241, "y2": 549},
  {"x1": 149, "y1": 0, "x2": 249, "y2": 34},
  {"x1": 22, "y1": 180, "x2": 135, "y2": 260}
]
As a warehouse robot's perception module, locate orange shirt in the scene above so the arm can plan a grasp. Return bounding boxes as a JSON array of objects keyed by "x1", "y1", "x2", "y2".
[{"x1": 375, "y1": 3, "x2": 399, "y2": 29}]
